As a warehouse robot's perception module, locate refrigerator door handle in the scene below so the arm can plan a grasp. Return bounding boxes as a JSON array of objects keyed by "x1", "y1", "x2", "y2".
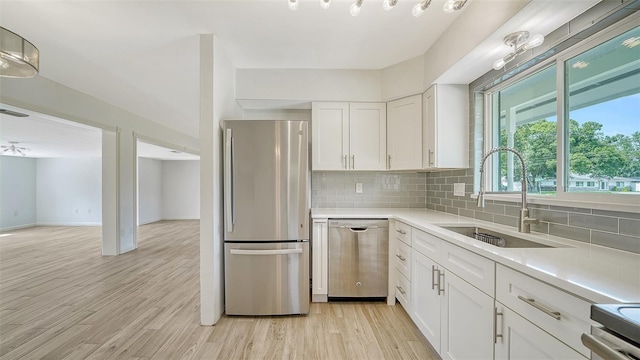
[
  {"x1": 225, "y1": 128, "x2": 234, "y2": 232},
  {"x1": 229, "y1": 248, "x2": 303, "y2": 256}
]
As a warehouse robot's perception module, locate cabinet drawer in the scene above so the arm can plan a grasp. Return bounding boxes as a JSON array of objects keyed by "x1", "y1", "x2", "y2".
[
  {"x1": 496, "y1": 264, "x2": 592, "y2": 358},
  {"x1": 412, "y1": 229, "x2": 441, "y2": 262},
  {"x1": 395, "y1": 239, "x2": 412, "y2": 279},
  {"x1": 441, "y1": 241, "x2": 495, "y2": 296},
  {"x1": 395, "y1": 272, "x2": 411, "y2": 311},
  {"x1": 393, "y1": 221, "x2": 412, "y2": 246}
]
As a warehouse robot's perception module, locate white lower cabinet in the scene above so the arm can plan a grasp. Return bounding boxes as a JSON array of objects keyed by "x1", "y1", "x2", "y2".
[
  {"x1": 311, "y1": 219, "x2": 328, "y2": 302},
  {"x1": 410, "y1": 236, "x2": 494, "y2": 360},
  {"x1": 411, "y1": 249, "x2": 441, "y2": 351},
  {"x1": 495, "y1": 305, "x2": 585, "y2": 360},
  {"x1": 441, "y1": 270, "x2": 495, "y2": 360}
]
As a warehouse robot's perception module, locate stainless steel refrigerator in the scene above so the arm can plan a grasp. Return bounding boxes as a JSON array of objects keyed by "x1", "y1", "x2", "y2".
[{"x1": 223, "y1": 120, "x2": 310, "y2": 316}]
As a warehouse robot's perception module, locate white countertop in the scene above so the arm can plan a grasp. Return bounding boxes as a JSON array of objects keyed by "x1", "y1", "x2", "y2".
[{"x1": 312, "y1": 208, "x2": 640, "y2": 304}]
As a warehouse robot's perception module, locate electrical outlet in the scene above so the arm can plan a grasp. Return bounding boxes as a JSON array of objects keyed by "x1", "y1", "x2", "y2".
[
  {"x1": 453, "y1": 183, "x2": 466, "y2": 196},
  {"x1": 355, "y1": 183, "x2": 363, "y2": 194}
]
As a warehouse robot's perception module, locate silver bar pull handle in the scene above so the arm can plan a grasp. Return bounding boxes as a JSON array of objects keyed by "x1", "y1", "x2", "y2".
[
  {"x1": 429, "y1": 149, "x2": 435, "y2": 167},
  {"x1": 395, "y1": 229, "x2": 406, "y2": 235},
  {"x1": 431, "y1": 265, "x2": 437, "y2": 290},
  {"x1": 343, "y1": 154, "x2": 348, "y2": 169},
  {"x1": 348, "y1": 227, "x2": 368, "y2": 233},
  {"x1": 388, "y1": 154, "x2": 391, "y2": 169},
  {"x1": 351, "y1": 155, "x2": 355, "y2": 169},
  {"x1": 230, "y1": 248, "x2": 302, "y2": 256},
  {"x1": 224, "y1": 129, "x2": 234, "y2": 232},
  {"x1": 494, "y1": 307, "x2": 503, "y2": 344},
  {"x1": 396, "y1": 254, "x2": 406, "y2": 262},
  {"x1": 581, "y1": 333, "x2": 631, "y2": 360},
  {"x1": 396, "y1": 286, "x2": 406, "y2": 295},
  {"x1": 517, "y1": 295, "x2": 561, "y2": 320},
  {"x1": 437, "y1": 270, "x2": 445, "y2": 295}
]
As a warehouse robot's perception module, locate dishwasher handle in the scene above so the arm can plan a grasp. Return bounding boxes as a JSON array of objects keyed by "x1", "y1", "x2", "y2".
[{"x1": 346, "y1": 226, "x2": 378, "y2": 233}]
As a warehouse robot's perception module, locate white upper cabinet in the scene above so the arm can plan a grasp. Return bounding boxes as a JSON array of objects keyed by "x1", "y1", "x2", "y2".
[
  {"x1": 312, "y1": 102, "x2": 350, "y2": 170},
  {"x1": 387, "y1": 95, "x2": 422, "y2": 170},
  {"x1": 423, "y1": 84, "x2": 469, "y2": 170},
  {"x1": 312, "y1": 102, "x2": 387, "y2": 171}
]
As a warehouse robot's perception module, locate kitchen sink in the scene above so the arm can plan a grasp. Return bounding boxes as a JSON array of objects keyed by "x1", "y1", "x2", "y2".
[{"x1": 440, "y1": 226, "x2": 554, "y2": 248}]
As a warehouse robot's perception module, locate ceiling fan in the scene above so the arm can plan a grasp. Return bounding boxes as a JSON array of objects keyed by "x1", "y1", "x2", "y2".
[{"x1": 2, "y1": 141, "x2": 30, "y2": 156}]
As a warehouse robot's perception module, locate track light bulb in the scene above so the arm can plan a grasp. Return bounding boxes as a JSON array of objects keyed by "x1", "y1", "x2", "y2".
[
  {"x1": 524, "y1": 34, "x2": 545, "y2": 50},
  {"x1": 412, "y1": 0, "x2": 431, "y2": 17},
  {"x1": 288, "y1": 0, "x2": 298, "y2": 11},
  {"x1": 383, "y1": 0, "x2": 398, "y2": 11},
  {"x1": 320, "y1": 0, "x2": 331, "y2": 10},
  {"x1": 350, "y1": 0, "x2": 363, "y2": 16}
]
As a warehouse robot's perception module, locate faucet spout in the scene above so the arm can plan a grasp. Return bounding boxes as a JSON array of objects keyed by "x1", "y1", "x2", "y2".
[{"x1": 476, "y1": 147, "x2": 538, "y2": 233}]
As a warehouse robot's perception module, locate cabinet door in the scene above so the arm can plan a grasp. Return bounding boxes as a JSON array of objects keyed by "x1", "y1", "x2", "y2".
[
  {"x1": 387, "y1": 95, "x2": 422, "y2": 170},
  {"x1": 411, "y1": 250, "x2": 441, "y2": 353},
  {"x1": 495, "y1": 305, "x2": 585, "y2": 360},
  {"x1": 440, "y1": 271, "x2": 494, "y2": 360},
  {"x1": 349, "y1": 102, "x2": 387, "y2": 170},
  {"x1": 312, "y1": 102, "x2": 350, "y2": 170},
  {"x1": 311, "y1": 219, "x2": 328, "y2": 302},
  {"x1": 422, "y1": 84, "x2": 469, "y2": 170},
  {"x1": 423, "y1": 86, "x2": 436, "y2": 169}
]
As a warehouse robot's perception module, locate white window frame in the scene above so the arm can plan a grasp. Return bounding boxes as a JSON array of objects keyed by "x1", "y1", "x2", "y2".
[{"x1": 479, "y1": 14, "x2": 640, "y2": 213}]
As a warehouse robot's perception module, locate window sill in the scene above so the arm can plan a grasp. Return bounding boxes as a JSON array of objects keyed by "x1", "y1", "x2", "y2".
[{"x1": 470, "y1": 193, "x2": 640, "y2": 214}]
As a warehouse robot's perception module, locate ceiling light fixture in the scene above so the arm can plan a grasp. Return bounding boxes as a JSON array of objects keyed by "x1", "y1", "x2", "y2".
[
  {"x1": 443, "y1": 0, "x2": 467, "y2": 14},
  {"x1": 350, "y1": 0, "x2": 364, "y2": 16},
  {"x1": 288, "y1": 0, "x2": 298, "y2": 11},
  {"x1": 382, "y1": 0, "x2": 398, "y2": 11},
  {"x1": 1, "y1": 141, "x2": 29, "y2": 156},
  {"x1": 412, "y1": 0, "x2": 433, "y2": 17},
  {"x1": 0, "y1": 27, "x2": 39, "y2": 78},
  {"x1": 320, "y1": 0, "x2": 331, "y2": 10},
  {"x1": 493, "y1": 31, "x2": 545, "y2": 70}
]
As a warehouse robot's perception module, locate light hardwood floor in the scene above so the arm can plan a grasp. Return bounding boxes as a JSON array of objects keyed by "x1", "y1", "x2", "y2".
[{"x1": 0, "y1": 221, "x2": 438, "y2": 360}]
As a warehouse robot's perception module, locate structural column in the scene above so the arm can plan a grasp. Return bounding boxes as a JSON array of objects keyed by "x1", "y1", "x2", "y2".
[{"x1": 101, "y1": 128, "x2": 138, "y2": 255}]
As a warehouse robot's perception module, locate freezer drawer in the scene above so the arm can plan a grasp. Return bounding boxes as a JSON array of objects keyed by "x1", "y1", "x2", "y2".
[
  {"x1": 328, "y1": 219, "x2": 389, "y2": 298},
  {"x1": 224, "y1": 242, "x2": 309, "y2": 316}
]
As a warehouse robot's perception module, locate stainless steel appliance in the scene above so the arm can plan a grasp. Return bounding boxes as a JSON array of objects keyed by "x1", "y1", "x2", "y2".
[
  {"x1": 582, "y1": 304, "x2": 640, "y2": 360},
  {"x1": 223, "y1": 120, "x2": 309, "y2": 316},
  {"x1": 328, "y1": 219, "x2": 389, "y2": 298}
]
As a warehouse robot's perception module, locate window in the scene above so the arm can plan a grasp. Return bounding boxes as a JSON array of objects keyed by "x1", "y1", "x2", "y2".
[
  {"x1": 484, "y1": 21, "x2": 639, "y2": 204},
  {"x1": 565, "y1": 25, "x2": 640, "y2": 195}
]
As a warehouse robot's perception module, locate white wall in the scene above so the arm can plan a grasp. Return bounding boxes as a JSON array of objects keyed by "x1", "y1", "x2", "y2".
[
  {"x1": 381, "y1": 54, "x2": 425, "y2": 101},
  {"x1": 36, "y1": 157, "x2": 102, "y2": 226},
  {"x1": 162, "y1": 160, "x2": 200, "y2": 220},
  {"x1": 236, "y1": 69, "x2": 382, "y2": 103},
  {"x1": 242, "y1": 109, "x2": 311, "y2": 121},
  {"x1": 0, "y1": 156, "x2": 37, "y2": 231},
  {"x1": 138, "y1": 157, "x2": 163, "y2": 225},
  {"x1": 200, "y1": 34, "x2": 244, "y2": 326}
]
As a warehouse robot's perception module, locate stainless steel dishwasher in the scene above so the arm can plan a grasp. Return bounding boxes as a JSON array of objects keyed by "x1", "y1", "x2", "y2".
[{"x1": 328, "y1": 219, "x2": 389, "y2": 298}]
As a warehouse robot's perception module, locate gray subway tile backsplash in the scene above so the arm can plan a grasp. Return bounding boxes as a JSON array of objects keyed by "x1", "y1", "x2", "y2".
[
  {"x1": 311, "y1": 167, "x2": 639, "y2": 253},
  {"x1": 569, "y1": 214, "x2": 619, "y2": 233},
  {"x1": 312, "y1": 171, "x2": 427, "y2": 209},
  {"x1": 591, "y1": 231, "x2": 640, "y2": 254}
]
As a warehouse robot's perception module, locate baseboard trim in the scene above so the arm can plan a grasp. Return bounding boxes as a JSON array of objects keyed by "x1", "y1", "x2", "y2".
[
  {"x1": 36, "y1": 222, "x2": 102, "y2": 227},
  {"x1": 0, "y1": 223, "x2": 37, "y2": 232}
]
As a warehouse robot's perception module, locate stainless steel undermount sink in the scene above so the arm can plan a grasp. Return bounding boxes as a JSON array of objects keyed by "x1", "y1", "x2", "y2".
[{"x1": 441, "y1": 226, "x2": 554, "y2": 248}]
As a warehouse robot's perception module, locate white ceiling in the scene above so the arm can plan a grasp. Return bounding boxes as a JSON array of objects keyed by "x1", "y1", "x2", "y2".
[
  {"x1": 0, "y1": 0, "x2": 467, "y2": 138},
  {"x1": 0, "y1": 0, "x2": 602, "y2": 157}
]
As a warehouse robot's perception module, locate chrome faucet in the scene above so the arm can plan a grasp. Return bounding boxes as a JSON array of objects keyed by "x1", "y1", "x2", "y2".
[{"x1": 476, "y1": 147, "x2": 539, "y2": 233}]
